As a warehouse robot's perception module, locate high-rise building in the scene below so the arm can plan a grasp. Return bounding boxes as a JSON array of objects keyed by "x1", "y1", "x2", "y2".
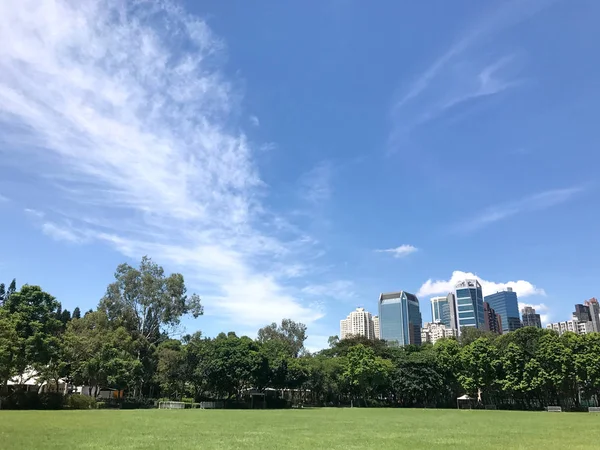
[
  {"x1": 340, "y1": 307, "x2": 378, "y2": 340},
  {"x1": 454, "y1": 279, "x2": 485, "y2": 334},
  {"x1": 521, "y1": 306, "x2": 542, "y2": 328},
  {"x1": 378, "y1": 291, "x2": 422, "y2": 346},
  {"x1": 447, "y1": 292, "x2": 458, "y2": 330},
  {"x1": 373, "y1": 316, "x2": 380, "y2": 339},
  {"x1": 421, "y1": 322, "x2": 458, "y2": 344},
  {"x1": 483, "y1": 302, "x2": 503, "y2": 334},
  {"x1": 573, "y1": 304, "x2": 591, "y2": 323},
  {"x1": 431, "y1": 296, "x2": 452, "y2": 328},
  {"x1": 547, "y1": 319, "x2": 593, "y2": 336},
  {"x1": 484, "y1": 288, "x2": 522, "y2": 333},
  {"x1": 585, "y1": 298, "x2": 600, "y2": 333}
]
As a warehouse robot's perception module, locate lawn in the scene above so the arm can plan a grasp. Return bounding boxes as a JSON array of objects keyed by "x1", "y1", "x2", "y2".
[{"x1": 1, "y1": 408, "x2": 599, "y2": 449}]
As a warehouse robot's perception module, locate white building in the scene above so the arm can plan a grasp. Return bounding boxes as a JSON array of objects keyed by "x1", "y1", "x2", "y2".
[
  {"x1": 421, "y1": 321, "x2": 458, "y2": 344},
  {"x1": 340, "y1": 307, "x2": 378, "y2": 340},
  {"x1": 373, "y1": 316, "x2": 380, "y2": 340},
  {"x1": 546, "y1": 318, "x2": 594, "y2": 336}
]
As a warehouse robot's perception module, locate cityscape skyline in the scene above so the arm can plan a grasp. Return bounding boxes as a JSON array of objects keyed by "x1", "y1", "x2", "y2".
[{"x1": 336, "y1": 286, "x2": 598, "y2": 345}]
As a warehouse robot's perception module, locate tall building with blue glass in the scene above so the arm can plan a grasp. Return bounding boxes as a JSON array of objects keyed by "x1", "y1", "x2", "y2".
[
  {"x1": 454, "y1": 279, "x2": 485, "y2": 333},
  {"x1": 379, "y1": 291, "x2": 422, "y2": 346},
  {"x1": 431, "y1": 296, "x2": 452, "y2": 328},
  {"x1": 484, "y1": 288, "x2": 522, "y2": 333}
]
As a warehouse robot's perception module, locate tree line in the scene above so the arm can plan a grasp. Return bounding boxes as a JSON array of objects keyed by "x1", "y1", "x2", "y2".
[{"x1": 2, "y1": 257, "x2": 600, "y2": 410}]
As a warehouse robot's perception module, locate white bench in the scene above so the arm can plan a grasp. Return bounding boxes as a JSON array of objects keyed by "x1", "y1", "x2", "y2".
[
  {"x1": 546, "y1": 406, "x2": 562, "y2": 412},
  {"x1": 588, "y1": 407, "x2": 600, "y2": 413}
]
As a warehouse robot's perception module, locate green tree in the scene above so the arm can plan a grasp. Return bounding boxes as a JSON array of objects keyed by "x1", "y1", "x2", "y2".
[
  {"x1": 458, "y1": 337, "x2": 499, "y2": 403},
  {"x1": 2, "y1": 285, "x2": 63, "y2": 381},
  {"x1": 257, "y1": 319, "x2": 307, "y2": 358},
  {"x1": 342, "y1": 344, "x2": 392, "y2": 406},
  {"x1": 99, "y1": 256, "x2": 202, "y2": 394},
  {"x1": 204, "y1": 333, "x2": 265, "y2": 400},
  {"x1": 0, "y1": 309, "x2": 19, "y2": 387},
  {"x1": 64, "y1": 311, "x2": 141, "y2": 395},
  {"x1": 155, "y1": 339, "x2": 185, "y2": 399},
  {"x1": 72, "y1": 307, "x2": 81, "y2": 320}
]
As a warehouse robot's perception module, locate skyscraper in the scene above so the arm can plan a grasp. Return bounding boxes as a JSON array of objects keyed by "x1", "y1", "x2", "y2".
[
  {"x1": 378, "y1": 291, "x2": 422, "y2": 346},
  {"x1": 521, "y1": 306, "x2": 542, "y2": 328},
  {"x1": 447, "y1": 292, "x2": 458, "y2": 330},
  {"x1": 373, "y1": 316, "x2": 380, "y2": 339},
  {"x1": 431, "y1": 296, "x2": 452, "y2": 328},
  {"x1": 483, "y1": 302, "x2": 502, "y2": 334},
  {"x1": 454, "y1": 279, "x2": 485, "y2": 333},
  {"x1": 340, "y1": 307, "x2": 378, "y2": 340},
  {"x1": 573, "y1": 303, "x2": 591, "y2": 323},
  {"x1": 585, "y1": 298, "x2": 600, "y2": 333},
  {"x1": 484, "y1": 288, "x2": 522, "y2": 333}
]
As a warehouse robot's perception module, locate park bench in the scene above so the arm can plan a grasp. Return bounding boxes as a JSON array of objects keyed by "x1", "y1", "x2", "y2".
[
  {"x1": 546, "y1": 406, "x2": 562, "y2": 412},
  {"x1": 588, "y1": 407, "x2": 600, "y2": 413}
]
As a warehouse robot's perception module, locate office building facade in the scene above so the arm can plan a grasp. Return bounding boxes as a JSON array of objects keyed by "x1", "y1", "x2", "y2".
[
  {"x1": 431, "y1": 296, "x2": 453, "y2": 328},
  {"x1": 378, "y1": 291, "x2": 422, "y2": 346},
  {"x1": 373, "y1": 316, "x2": 380, "y2": 339},
  {"x1": 484, "y1": 288, "x2": 522, "y2": 333},
  {"x1": 483, "y1": 302, "x2": 503, "y2": 334},
  {"x1": 454, "y1": 279, "x2": 485, "y2": 333},
  {"x1": 521, "y1": 306, "x2": 542, "y2": 328},
  {"x1": 585, "y1": 298, "x2": 600, "y2": 333},
  {"x1": 340, "y1": 307, "x2": 378, "y2": 340}
]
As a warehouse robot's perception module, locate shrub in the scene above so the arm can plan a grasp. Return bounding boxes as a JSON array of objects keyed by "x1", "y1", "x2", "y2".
[
  {"x1": 96, "y1": 402, "x2": 106, "y2": 409},
  {"x1": 67, "y1": 395, "x2": 97, "y2": 410},
  {"x1": 39, "y1": 392, "x2": 65, "y2": 410}
]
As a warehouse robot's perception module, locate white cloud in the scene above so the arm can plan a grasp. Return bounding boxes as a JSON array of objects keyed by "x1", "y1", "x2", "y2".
[
  {"x1": 457, "y1": 187, "x2": 584, "y2": 232},
  {"x1": 42, "y1": 222, "x2": 85, "y2": 243},
  {"x1": 0, "y1": 0, "x2": 322, "y2": 327},
  {"x1": 417, "y1": 270, "x2": 545, "y2": 299},
  {"x1": 301, "y1": 280, "x2": 356, "y2": 300},
  {"x1": 389, "y1": 0, "x2": 553, "y2": 148},
  {"x1": 24, "y1": 208, "x2": 45, "y2": 218},
  {"x1": 519, "y1": 302, "x2": 551, "y2": 325},
  {"x1": 376, "y1": 245, "x2": 418, "y2": 258},
  {"x1": 249, "y1": 115, "x2": 260, "y2": 127},
  {"x1": 299, "y1": 161, "x2": 333, "y2": 204},
  {"x1": 0, "y1": 194, "x2": 8, "y2": 202}
]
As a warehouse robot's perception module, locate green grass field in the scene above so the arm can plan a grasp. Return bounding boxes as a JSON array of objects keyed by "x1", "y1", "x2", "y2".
[{"x1": 1, "y1": 408, "x2": 599, "y2": 449}]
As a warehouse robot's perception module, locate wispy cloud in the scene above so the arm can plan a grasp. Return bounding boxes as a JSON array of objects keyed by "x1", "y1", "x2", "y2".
[
  {"x1": 0, "y1": 194, "x2": 8, "y2": 202},
  {"x1": 24, "y1": 208, "x2": 45, "y2": 218},
  {"x1": 389, "y1": 0, "x2": 554, "y2": 148},
  {"x1": 0, "y1": 0, "x2": 323, "y2": 327},
  {"x1": 456, "y1": 186, "x2": 584, "y2": 232},
  {"x1": 418, "y1": 270, "x2": 546, "y2": 299},
  {"x1": 376, "y1": 245, "x2": 418, "y2": 258},
  {"x1": 249, "y1": 115, "x2": 260, "y2": 127},
  {"x1": 42, "y1": 222, "x2": 85, "y2": 244},
  {"x1": 301, "y1": 280, "x2": 356, "y2": 301},
  {"x1": 299, "y1": 161, "x2": 333, "y2": 204}
]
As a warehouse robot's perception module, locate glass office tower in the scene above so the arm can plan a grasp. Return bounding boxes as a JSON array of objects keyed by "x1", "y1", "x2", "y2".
[
  {"x1": 454, "y1": 279, "x2": 485, "y2": 333},
  {"x1": 379, "y1": 291, "x2": 422, "y2": 346},
  {"x1": 484, "y1": 288, "x2": 521, "y2": 333}
]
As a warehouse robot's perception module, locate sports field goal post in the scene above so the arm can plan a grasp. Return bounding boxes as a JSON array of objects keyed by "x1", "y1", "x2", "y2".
[{"x1": 158, "y1": 401, "x2": 186, "y2": 409}]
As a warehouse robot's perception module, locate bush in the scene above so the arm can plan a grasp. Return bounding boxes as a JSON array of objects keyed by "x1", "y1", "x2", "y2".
[
  {"x1": 1, "y1": 391, "x2": 41, "y2": 410},
  {"x1": 0, "y1": 391, "x2": 66, "y2": 410},
  {"x1": 67, "y1": 395, "x2": 97, "y2": 410},
  {"x1": 96, "y1": 402, "x2": 106, "y2": 409},
  {"x1": 39, "y1": 392, "x2": 65, "y2": 410}
]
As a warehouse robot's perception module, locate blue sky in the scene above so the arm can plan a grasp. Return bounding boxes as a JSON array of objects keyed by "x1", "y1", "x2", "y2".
[{"x1": 1, "y1": 0, "x2": 599, "y2": 351}]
